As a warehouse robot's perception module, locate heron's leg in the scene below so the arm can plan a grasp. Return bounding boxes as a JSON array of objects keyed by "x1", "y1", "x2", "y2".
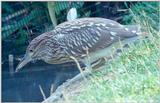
[
  {"x1": 90, "y1": 48, "x2": 123, "y2": 70},
  {"x1": 69, "y1": 58, "x2": 108, "y2": 86},
  {"x1": 63, "y1": 54, "x2": 94, "y2": 88},
  {"x1": 65, "y1": 46, "x2": 127, "y2": 87},
  {"x1": 85, "y1": 61, "x2": 92, "y2": 73},
  {"x1": 83, "y1": 48, "x2": 93, "y2": 73}
]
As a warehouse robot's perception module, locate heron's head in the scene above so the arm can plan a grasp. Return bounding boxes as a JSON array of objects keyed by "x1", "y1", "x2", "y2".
[{"x1": 15, "y1": 35, "x2": 48, "y2": 72}]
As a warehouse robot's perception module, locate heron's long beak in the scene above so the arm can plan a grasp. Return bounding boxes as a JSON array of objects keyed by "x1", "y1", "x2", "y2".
[{"x1": 15, "y1": 54, "x2": 32, "y2": 72}]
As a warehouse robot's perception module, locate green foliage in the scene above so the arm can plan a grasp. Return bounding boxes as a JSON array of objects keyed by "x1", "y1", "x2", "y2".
[
  {"x1": 123, "y1": 2, "x2": 159, "y2": 30},
  {"x1": 2, "y1": 2, "x2": 14, "y2": 15},
  {"x1": 54, "y1": 2, "x2": 84, "y2": 15},
  {"x1": 14, "y1": 28, "x2": 28, "y2": 46},
  {"x1": 2, "y1": 2, "x2": 51, "y2": 60},
  {"x1": 2, "y1": 9, "x2": 44, "y2": 39}
]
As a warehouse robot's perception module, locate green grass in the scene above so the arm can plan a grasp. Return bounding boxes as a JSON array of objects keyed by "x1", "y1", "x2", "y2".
[{"x1": 68, "y1": 2, "x2": 160, "y2": 103}]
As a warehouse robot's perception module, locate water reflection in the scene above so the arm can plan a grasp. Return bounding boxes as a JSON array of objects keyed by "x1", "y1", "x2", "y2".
[{"x1": 2, "y1": 60, "x2": 79, "y2": 102}]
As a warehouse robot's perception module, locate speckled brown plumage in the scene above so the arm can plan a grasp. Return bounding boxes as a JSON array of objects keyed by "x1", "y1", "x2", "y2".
[{"x1": 16, "y1": 17, "x2": 141, "y2": 72}]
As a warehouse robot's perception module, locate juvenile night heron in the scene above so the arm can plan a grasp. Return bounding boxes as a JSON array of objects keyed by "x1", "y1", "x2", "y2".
[{"x1": 16, "y1": 17, "x2": 142, "y2": 72}]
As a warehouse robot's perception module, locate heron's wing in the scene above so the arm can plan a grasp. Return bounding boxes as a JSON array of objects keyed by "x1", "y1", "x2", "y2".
[{"x1": 54, "y1": 18, "x2": 140, "y2": 58}]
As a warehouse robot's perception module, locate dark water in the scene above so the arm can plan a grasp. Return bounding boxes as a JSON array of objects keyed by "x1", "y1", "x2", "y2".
[{"x1": 2, "y1": 60, "x2": 79, "y2": 102}]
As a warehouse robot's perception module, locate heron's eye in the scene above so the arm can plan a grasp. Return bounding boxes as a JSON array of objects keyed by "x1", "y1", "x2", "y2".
[{"x1": 29, "y1": 49, "x2": 33, "y2": 52}]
